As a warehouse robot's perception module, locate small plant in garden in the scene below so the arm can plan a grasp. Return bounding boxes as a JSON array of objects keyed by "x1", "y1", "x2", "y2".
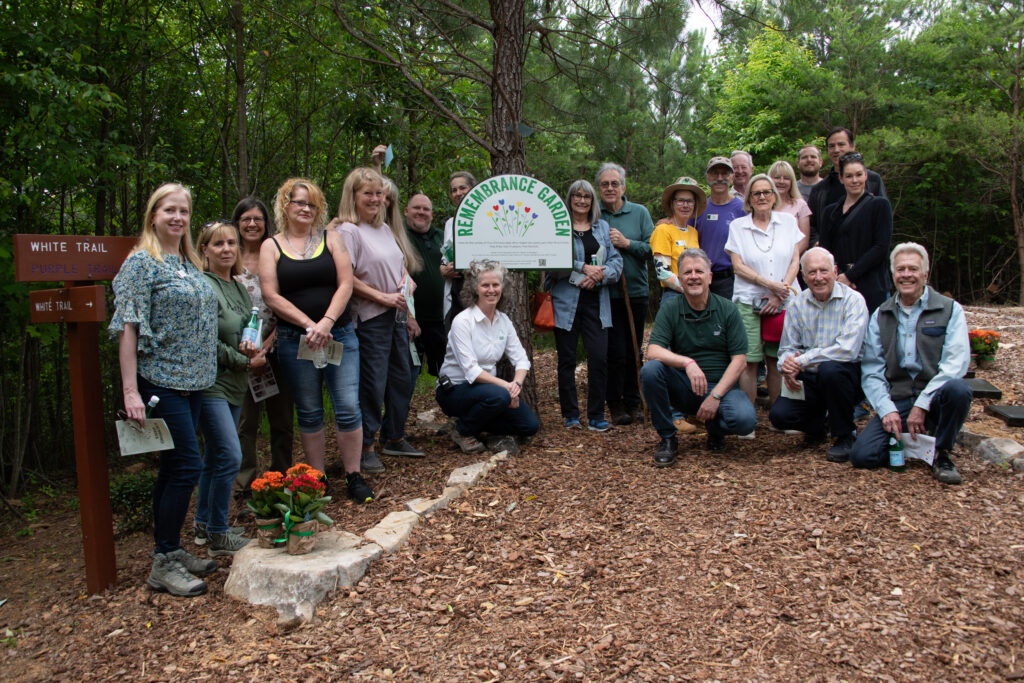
[
  {"x1": 969, "y1": 329, "x2": 1000, "y2": 356},
  {"x1": 274, "y1": 463, "x2": 333, "y2": 526},
  {"x1": 109, "y1": 470, "x2": 157, "y2": 537}
]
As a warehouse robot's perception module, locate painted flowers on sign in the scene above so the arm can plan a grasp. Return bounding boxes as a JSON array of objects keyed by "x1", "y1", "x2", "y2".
[{"x1": 487, "y1": 198, "x2": 540, "y2": 238}]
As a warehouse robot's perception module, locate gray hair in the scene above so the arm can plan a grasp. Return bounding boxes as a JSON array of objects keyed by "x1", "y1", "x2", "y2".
[
  {"x1": 460, "y1": 260, "x2": 508, "y2": 309},
  {"x1": 677, "y1": 247, "x2": 712, "y2": 274},
  {"x1": 565, "y1": 179, "x2": 601, "y2": 224},
  {"x1": 800, "y1": 246, "x2": 836, "y2": 272},
  {"x1": 595, "y1": 162, "x2": 626, "y2": 187},
  {"x1": 742, "y1": 173, "x2": 781, "y2": 213},
  {"x1": 731, "y1": 150, "x2": 752, "y2": 164},
  {"x1": 890, "y1": 242, "x2": 930, "y2": 277}
]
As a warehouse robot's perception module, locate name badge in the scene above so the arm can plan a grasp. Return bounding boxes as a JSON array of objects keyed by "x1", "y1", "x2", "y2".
[
  {"x1": 708, "y1": 214, "x2": 718, "y2": 221},
  {"x1": 674, "y1": 240, "x2": 687, "y2": 246}
]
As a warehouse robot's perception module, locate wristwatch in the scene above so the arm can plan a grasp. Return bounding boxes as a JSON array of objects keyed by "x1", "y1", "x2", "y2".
[{"x1": 710, "y1": 391, "x2": 724, "y2": 401}]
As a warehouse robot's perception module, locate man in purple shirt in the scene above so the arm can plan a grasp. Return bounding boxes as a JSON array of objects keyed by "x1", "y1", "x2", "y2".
[{"x1": 696, "y1": 156, "x2": 747, "y2": 300}]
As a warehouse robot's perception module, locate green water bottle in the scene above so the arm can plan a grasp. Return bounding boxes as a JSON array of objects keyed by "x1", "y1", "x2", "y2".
[
  {"x1": 241, "y1": 307, "x2": 260, "y2": 346},
  {"x1": 888, "y1": 434, "x2": 905, "y2": 472}
]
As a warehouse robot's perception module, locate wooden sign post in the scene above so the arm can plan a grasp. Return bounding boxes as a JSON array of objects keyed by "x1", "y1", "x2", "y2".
[{"x1": 14, "y1": 234, "x2": 136, "y2": 594}]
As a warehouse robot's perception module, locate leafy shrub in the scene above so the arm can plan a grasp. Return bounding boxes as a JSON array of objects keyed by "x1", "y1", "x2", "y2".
[{"x1": 109, "y1": 470, "x2": 156, "y2": 537}]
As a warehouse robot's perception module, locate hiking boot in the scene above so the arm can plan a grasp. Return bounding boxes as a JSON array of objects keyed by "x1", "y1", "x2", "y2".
[
  {"x1": 932, "y1": 452, "x2": 962, "y2": 485},
  {"x1": 346, "y1": 471, "x2": 375, "y2": 503},
  {"x1": 194, "y1": 522, "x2": 245, "y2": 546},
  {"x1": 147, "y1": 553, "x2": 206, "y2": 597},
  {"x1": 486, "y1": 435, "x2": 519, "y2": 456},
  {"x1": 654, "y1": 436, "x2": 678, "y2": 467},
  {"x1": 588, "y1": 418, "x2": 611, "y2": 432},
  {"x1": 609, "y1": 404, "x2": 632, "y2": 426},
  {"x1": 802, "y1": 431, "x2": 827, "y2": 447},
  {"x1": 629, "y1": 406, "x2": 644, "y2": 424},
  {"x1": 451, "y1": 428, "x2": 485, "y2": 454},
  {"x1": 826, "y1": 433, "x2": 857, "y2": 463},
  {"x1": 165, "y1": 547, "x2": 217, "y2": 577},
  {"x1": 706, "y1": 434, "x2": 726, "y2": 452},
  {"x1": 361, "y1": 448, "x2": 385, "y2": 474},
  {"x1": 208, "y1": 531, "x2": 251, "y2": 557},
  {"x1": 381, "y1": 438, "x2": 425, "y2": 458}
]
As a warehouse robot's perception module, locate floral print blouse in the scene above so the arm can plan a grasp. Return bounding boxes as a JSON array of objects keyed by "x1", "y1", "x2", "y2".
[{"x1": 109, "y1": 250, "x2": 218, "y2": 391}]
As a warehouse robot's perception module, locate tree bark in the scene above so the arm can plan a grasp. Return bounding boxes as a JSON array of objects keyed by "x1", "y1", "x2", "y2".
[{"x1": 231, "y1": 0, "x2": 250, "y2": 199}]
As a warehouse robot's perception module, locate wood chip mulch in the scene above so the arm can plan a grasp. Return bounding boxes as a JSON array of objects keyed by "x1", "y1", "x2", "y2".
[{"x1": 2, "y1": 307, "x2": 1024, "y2": 681}]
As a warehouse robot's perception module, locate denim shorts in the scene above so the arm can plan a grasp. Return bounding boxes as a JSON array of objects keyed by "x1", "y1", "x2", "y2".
[{"x1": 276, "y1": 323, "x2": 361, "y2": 433}]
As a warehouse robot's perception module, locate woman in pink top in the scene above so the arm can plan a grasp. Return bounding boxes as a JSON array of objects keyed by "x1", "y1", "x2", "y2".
[
  {"x1": 769, "y1": 160, "x2": 811, "y2": 253},
  {"x1": 334, "y1": 168, "x2": 422, "y2": 474}
]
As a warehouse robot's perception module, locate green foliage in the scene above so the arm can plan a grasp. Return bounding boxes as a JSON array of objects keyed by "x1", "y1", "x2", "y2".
[{"x1": 109, "y1": 470, "x2": 157, "y2": 537}]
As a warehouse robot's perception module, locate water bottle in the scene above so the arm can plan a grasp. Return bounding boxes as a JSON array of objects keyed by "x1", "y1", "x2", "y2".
[
  {"x1": 145, "y1": 395, "x2": 160, "y2": 419},
  {"x1": 241, "y1": 307, "x2": 260, "y2": 346},
  {"x1": 888, "y1": 434, "x2": 905, "y2": 472},
  {"x1": 306, "y1": 327, "x2": 328, "y2": 369}
]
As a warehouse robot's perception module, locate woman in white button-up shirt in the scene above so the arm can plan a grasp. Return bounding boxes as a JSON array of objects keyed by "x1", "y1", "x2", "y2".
[{"x1": 436, "y1": 261, "x2": 538, "y2": 454}]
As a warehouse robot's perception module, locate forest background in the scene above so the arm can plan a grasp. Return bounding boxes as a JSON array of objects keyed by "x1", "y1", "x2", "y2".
[{"x1": 1, "y1": 0, "x2": 1020, "y2": 495}]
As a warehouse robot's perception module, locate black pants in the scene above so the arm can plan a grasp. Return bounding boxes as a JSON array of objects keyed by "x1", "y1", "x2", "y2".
[
  {"x1": 606, "y1": 296, "x2": 648, "y2": 412},
  {"x1": 769, "y1": 361, "x2": 862, "y2": 438},
  {"x1": 414, "y1": 320, "x2": 447, "y2": 377},
  {"x1": 710, "y1": 269, "x2": 734, "y2": 300},
  {"x1": 554, "y1": 291, "x2": 608, "y2": 422}
]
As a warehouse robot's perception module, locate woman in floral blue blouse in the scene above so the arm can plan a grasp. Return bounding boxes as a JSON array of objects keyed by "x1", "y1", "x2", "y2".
[{"x1": 110, "y1": 183, "x2": 219, "y2": 598}]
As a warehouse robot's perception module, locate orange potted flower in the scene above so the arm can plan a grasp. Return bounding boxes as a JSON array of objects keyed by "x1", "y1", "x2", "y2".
[
  {"x1": 248, "y1": 471, "x2": 287, "y2": 548},
  {"x1": 969, "y1": 329, "x2": 1000, "y2": 369}
]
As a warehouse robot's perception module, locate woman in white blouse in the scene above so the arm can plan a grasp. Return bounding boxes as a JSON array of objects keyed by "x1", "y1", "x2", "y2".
[
  {"x1": 725, "y1": 174, "x2": 802, "y2": 409},
  {"x1": 435, "y1": 260, "x2": 538, "y2": 455}
]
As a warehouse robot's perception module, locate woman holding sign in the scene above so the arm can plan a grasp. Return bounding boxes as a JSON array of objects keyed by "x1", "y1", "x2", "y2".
[
  {"x1": 546, "y1": 180, "x2": 622, "y2": 431},
  {"x1": 259, "y1": 178, "x2": 373, "y2": 504},
  {"x1": 111, "y1": 183, "x2": 218, "y2": 597}
]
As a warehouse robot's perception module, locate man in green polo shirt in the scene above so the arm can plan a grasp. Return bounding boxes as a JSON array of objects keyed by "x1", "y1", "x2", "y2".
[
  {"x1": 598, "y1": 162, "x2": 655, "y2": 426},
  {"x1": 641, "y1": 248, "x2": 756, "y2": 466},
  {"x1": 405, "y1": 192, "x2": 446, "y2": 380}
]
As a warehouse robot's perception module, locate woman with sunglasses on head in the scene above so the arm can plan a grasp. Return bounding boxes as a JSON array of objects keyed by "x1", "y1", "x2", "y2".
[
  {"x1": 231, "y1": 197, "x2": 294, "y2": 498},
  {"x1": 651, "y1": 176, "x2": 707, "y2": 301},
  {"x1": 259, "y1": 178, "x2": 373, "y2": 504},
  {"x1": 436, "y1": 260, "x2": 539, "y2": 455},
  {"x1": 546, "y1": 180, "x2": 622, "y2": 431},
  {"x1": 110, "y1": 183, "x2": 218, "y2": 597},
  {"x1": 194, "y1": 219, "x2": 258, "y2": 557},
  {"x1": 726, "y1": 174, "x2": 803, "y2": 410},
  {"x1": 818, "y1": 152, "x2": 893, "y2": 314},
  {"x1": 768, "y1": 160, "x2": 811, "y2": 253}
]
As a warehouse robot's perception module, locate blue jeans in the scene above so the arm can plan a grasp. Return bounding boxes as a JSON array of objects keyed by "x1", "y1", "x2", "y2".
[
  {"x1": 196, "y1": 397, "x2": 242, "y2": 534},
  {"x1": 640, "y1": 360, "x2": 757, "y2": 439},
  {"x1": 276, "y1": 323, "x2": 361, "y2": 433},
  {"x1": 435, "y1": 383, "x2": 539, "y2": 437},
  {"x1": 138, "y1": 375, "x2": 203, "y2": 555},
  {"x1": 850, "y1": 379, "x2": 973, "y2": 468},
  {"x1": 357, "y1": 310, "x2": 413, "y2": 446}
]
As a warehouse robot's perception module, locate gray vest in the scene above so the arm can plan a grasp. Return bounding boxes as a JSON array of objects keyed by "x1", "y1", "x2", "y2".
[{"x1": 876, "y1": 286, "x2": 954, "y2": 401}]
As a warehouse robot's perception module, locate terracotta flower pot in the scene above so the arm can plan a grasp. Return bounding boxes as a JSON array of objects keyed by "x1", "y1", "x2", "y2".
[
  {"x1": 286, "y1": 520, "x2": 318, "y2": 555},
  {"x1": 255, "y1": 517, "x2": 285, "y2": 549}
]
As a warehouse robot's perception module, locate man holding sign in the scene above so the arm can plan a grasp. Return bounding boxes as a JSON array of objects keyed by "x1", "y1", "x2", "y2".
[{"x1": 850, "y1": 243, "x2": 972, "y2": 484}]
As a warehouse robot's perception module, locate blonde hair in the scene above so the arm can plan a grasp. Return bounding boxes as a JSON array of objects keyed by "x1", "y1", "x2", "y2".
[
  {"x1": 337, "y1": 167, "x2": 385, "y2": 227},
  {"x1": 133, "y1": 183, "x2": 201, "y2": 269},
  {"x1": 382, "y1": 178, "x2": 423, "y2": 274},
  {"x1": 768, "y1": 160, "x2": 802, "y2": 204},
  {"x1": 197, "y1": 221, "x2": 243, "y2": 277},
  {"x1": 273, "y1": 178, "x2": 328, "y2": 235}
]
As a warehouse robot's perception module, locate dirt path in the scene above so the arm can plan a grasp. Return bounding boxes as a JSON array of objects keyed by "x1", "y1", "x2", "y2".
[{"x1": 2, "y1": 308, "x2": 1023, "y2": 681}]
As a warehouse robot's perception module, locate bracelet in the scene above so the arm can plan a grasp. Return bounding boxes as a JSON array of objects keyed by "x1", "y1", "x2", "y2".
[
  {"x1": 324, "y1": 315, "x2": 336, "y2": 323},
  {"x1": 711, "y1": 391, "x2": 724, "y2": 401},
  {"x1": 682, "y1": 359, "x2": 694, "y2": 369}
]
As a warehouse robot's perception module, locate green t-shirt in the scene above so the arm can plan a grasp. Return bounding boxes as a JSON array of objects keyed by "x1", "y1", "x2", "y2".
[
  {"x1": 647, "y1": 293, "x2": 747, "y2": 382},
  {"x1": 408, "y1": 223, "x2": 444, "y2": 323},
  {"x1": 203, "y1": 272, "x2": 253, "y2": 406}
]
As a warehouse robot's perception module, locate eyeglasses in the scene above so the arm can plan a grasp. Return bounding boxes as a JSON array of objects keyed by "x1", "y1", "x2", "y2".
[
  {"x1": 289, "y1": 200, "x2": 317, "y2": 210},
  {"x1": 598, "y1": 181, "x2": 622, "y2": 189},
  {"x1": 570, "y1": 192, "x2": 593, "y2": 200},
  {"x1": 673, "y1": 198, "x2": 696, "y2": 205},
  {"x1": 240, "y1": 216, "x2": 265, "y2": 225},
  {"x1": 751, "y1": 190, "x2": 774, "y2": 199}
]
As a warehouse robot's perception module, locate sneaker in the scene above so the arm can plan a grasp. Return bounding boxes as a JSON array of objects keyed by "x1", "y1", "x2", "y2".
[
  {"x1": 588, "y1": 418, "x2": 611, "y2": 432},
  {"x1": 346, "y1": 471, "x2": 375, "y2": 503},
  {"x1": 381, "y1": 438, "x2": 425, "y2": 458},
  {"x1": 451, "y1": 429, "x2": 485, "y2": 454},
  {"x1": 208, "y1": 531, "x2": 251, "y2": 557},
  {"x1": 361, "y1": 449, "x2": 385, "y2": 474},
  {"x1": 706, "y1": 434, "x2": 726, "y2": 452},
  {"x1": 737, "y1": 430, "x2": 756, "y2": 440},
  {"x1": 165, "y1": 547, "x2": 217, "y2": 577},
  {"x1": 826, "y1": 433, "x2": 857, "y2": 463},
  {"x1": 654, "y1": 436, "x2": 678, "y2": 467},
  {"x1": 932, "y1": 452, "x2": 963, "y2": 485},
  {"x1": 486, "y1": 435, "x2": 519, "y2": 455},
  {"x1": 147, "y1": 553, "x2": 206, "y2": 597},
  {"x1": 853, "y1": 401, "x2": 871, "y2": 421},
  {"x1": 564, "y1": 417, "x2": 582, "y2": 429},
  {"x1": 194, "y1": 523, "x2": 245, "y2": 546}
]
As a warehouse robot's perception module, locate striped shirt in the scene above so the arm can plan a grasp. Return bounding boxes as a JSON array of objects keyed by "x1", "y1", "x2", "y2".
[{"x1": 777, "y1": 281, "x2": 868, "y2": 371}]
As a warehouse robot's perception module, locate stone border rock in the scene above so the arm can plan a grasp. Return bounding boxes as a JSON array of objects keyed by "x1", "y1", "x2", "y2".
[
  {"x1": 958, "y1": 428, "x2": 1024, "y2": 472},
  {"x1": 224, "y1": 449, "x2": 511, "y2": 625}
]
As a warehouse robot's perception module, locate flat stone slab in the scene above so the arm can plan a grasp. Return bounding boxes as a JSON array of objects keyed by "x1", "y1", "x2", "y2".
[
  {"x1": 977, "y1": 437, "x2": 1024, "y2": 464},
  {"x1": 967, "y1": 378, "x2": 1003, "y2": 400},
  {"x1": 224, "y1": 529, "x2": 382, "y2": 622},
  {"x1": 964, "y1": 369, "x2": 975, "y2": 379},
  {"x1": 405, "y1": 485, "x2": 463, "y2": 517},
  {"x1": 447, "y1": 461, "x2": 494, "y2": 488},
  {"x1": 985, "y1": 404, "x2": 1024, "y2": 426},
  {"x1": 363, "y1": 511, "x2": 419, "y2": 553}
]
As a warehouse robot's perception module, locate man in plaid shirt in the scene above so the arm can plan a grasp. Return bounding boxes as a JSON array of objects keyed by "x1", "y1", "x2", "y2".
[{"x1": 769, "y1": 247, "x2": 869, "y2": 461}]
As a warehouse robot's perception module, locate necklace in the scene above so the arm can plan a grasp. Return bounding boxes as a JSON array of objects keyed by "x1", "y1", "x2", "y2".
[
  {"x1": 284, "y1": 229, "x2": 319, "y2": 259},
  {"x1": 751, "y1": 221, "x2": 776, "y2": 254}
]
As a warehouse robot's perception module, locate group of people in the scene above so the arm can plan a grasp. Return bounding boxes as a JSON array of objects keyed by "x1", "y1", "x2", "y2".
[{"x1": 111, "y1": 127, "x2": 972, "y2": 598}]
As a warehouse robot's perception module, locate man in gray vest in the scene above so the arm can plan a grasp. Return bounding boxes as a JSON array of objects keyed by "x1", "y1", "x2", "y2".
[{"x1": 850, "y1": 243, "x2": 972, "y2": 484}]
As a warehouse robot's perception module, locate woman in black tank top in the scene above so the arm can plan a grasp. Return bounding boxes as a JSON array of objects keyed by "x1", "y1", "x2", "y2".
[{"x1": 259, "y1": 177, "x2": 374, "y2": 504}]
